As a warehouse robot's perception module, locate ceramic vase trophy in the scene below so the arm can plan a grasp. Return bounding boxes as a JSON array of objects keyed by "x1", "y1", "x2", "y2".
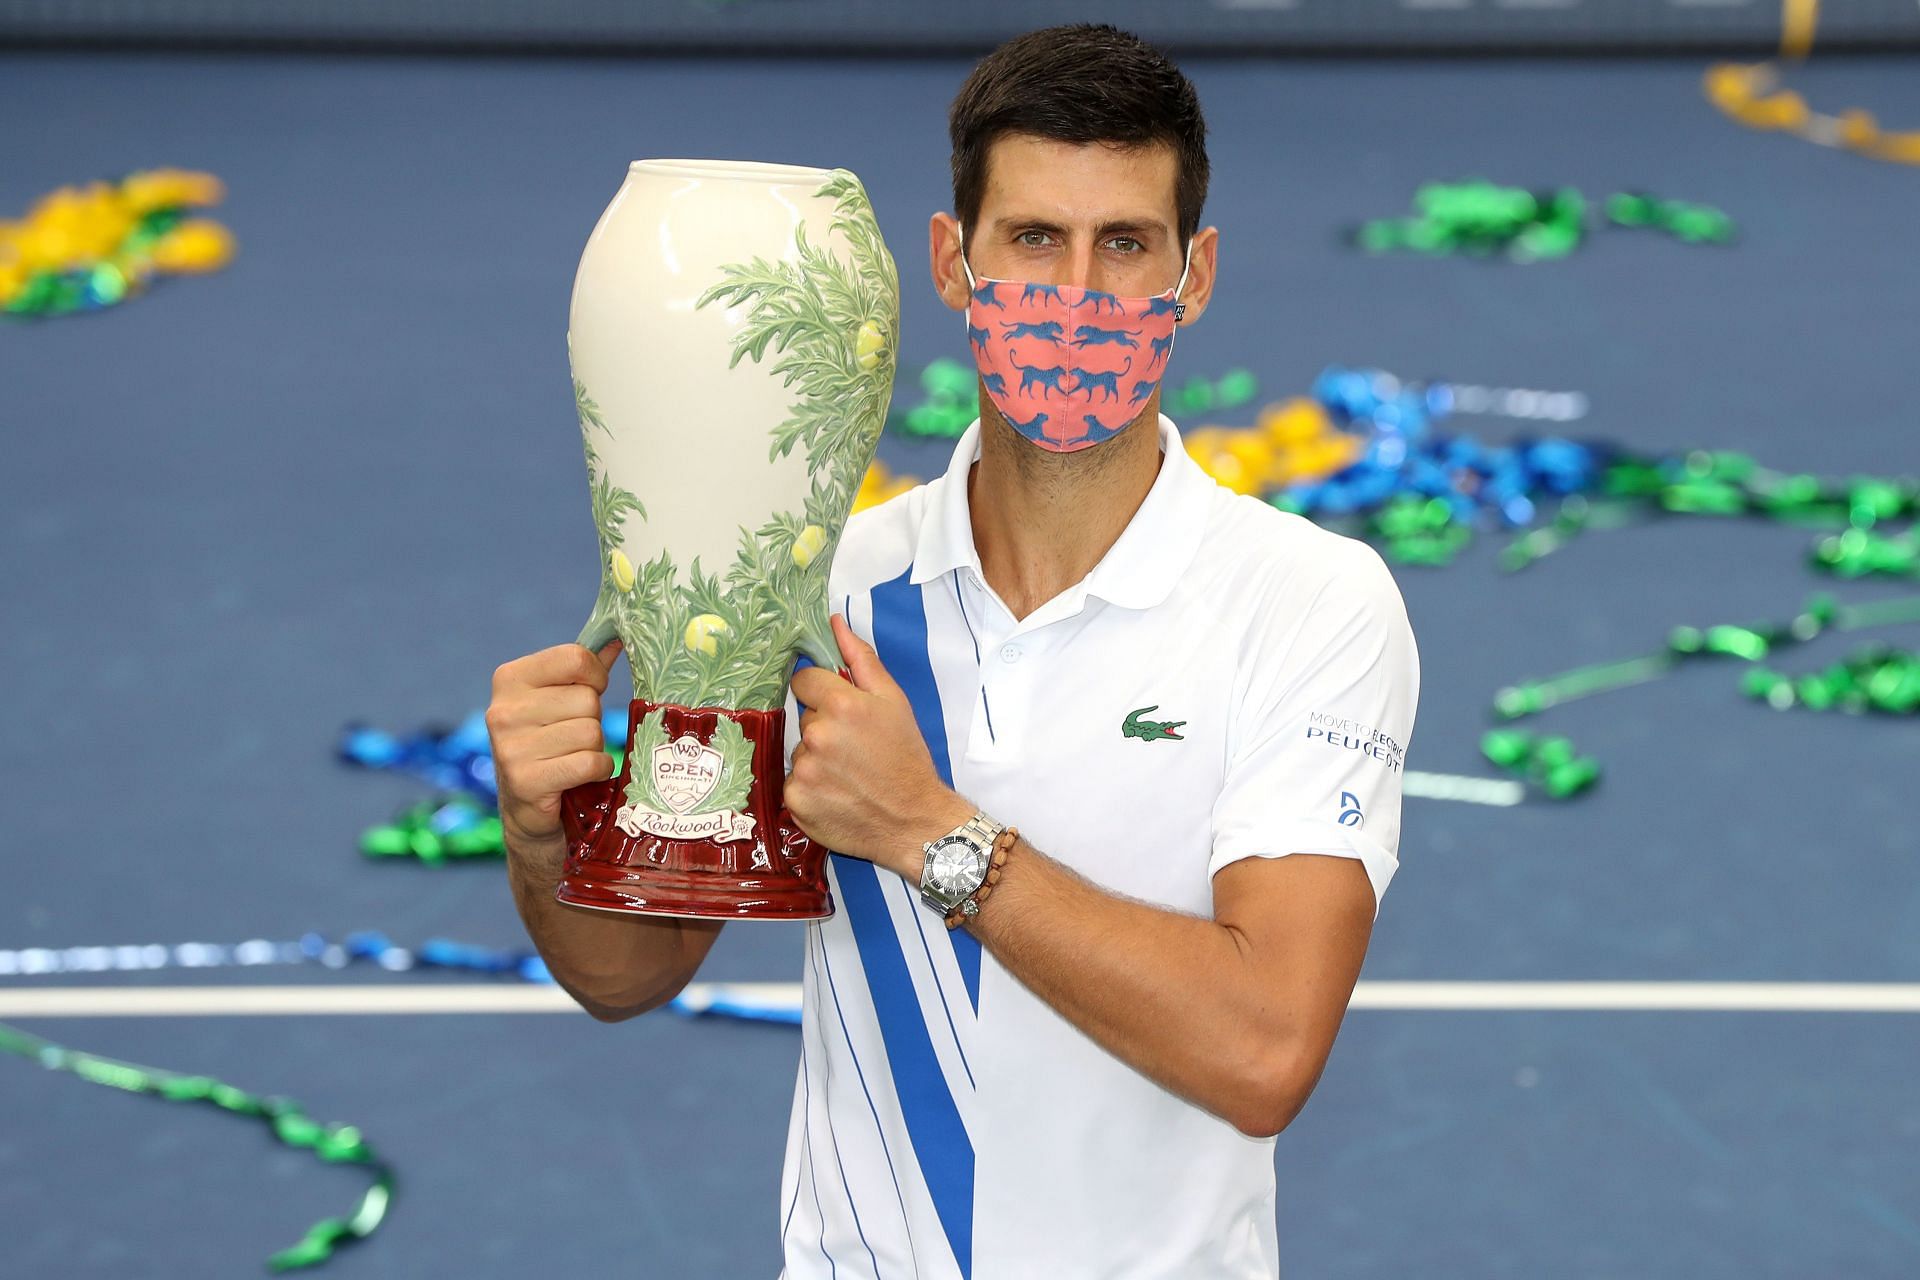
[{"x1": 557, "y1": 160, "x2": 898, "y2": 919}]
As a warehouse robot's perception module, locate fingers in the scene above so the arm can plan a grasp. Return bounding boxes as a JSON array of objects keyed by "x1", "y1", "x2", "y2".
[
  {"x1": 795, "y1": 702, "x2": 834, "y2": 753},
  {"x1": 487, "y1": 712, "x2": 606, "y2": 778},
  {"x1": 485, "y1": 682, "x2": 602, "y2": 732},
  {"x1": 793, "y1": 617, "x2": 895, "y2": 707},
  {"x1": 832, "y1": 614, "x2": 899, "y2": 696},
  {"x1": 486, "y1": 639, "x2": 622, "y2": 844},
  {"x1": 493, "y1": 642, "x2": 614, "y2": 698},
  {"x1": 792, "y1": 664, "x2": 853, "y2": 713},
  {"x1": 521, "y1": 716, "x2": 609, "y2": 760},
  {"x1": 498, "y1": 748, "x2": 616, "y2": 840}
]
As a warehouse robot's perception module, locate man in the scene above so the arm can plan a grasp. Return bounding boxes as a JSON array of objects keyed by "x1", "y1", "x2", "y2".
[{"x1": 493, "y1": 22, "x2": 1418, "y2": 1279}]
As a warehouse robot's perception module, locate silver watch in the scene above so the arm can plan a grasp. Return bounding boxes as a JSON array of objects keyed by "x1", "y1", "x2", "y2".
[{"x1": 919, "y1": 812, "x2": 1005, "y2": 916}]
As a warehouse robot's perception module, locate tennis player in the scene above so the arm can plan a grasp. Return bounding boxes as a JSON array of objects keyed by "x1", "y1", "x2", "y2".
[{"x1": 493, "y1": 23, "x2": 1419, "y2": 1278}]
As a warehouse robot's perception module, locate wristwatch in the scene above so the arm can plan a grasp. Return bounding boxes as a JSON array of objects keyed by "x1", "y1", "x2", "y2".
[{"x1": 919, "y1": 811, "x2": 1007, "y2": 920}]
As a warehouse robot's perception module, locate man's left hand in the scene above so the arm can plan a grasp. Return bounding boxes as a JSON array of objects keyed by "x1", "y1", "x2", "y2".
[{"x1": 787, "y1": 614, "x2": 973, "y2": 876}]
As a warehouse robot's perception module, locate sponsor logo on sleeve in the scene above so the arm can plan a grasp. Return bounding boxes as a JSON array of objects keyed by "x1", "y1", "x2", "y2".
[
  {"x1": 1338, "y1": 791, "x2": 1364, "y2": 826},
  {"x1": 1305, "y1": 712, "x2": 1404, "y2": 772}
]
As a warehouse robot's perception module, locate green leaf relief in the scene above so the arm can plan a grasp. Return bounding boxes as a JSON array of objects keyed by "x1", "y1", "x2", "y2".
[
  {"x1": 622, "y1": 708, "x2": 671, "y2": 813},
  {"x1": 588, "y1": 169, "x2": 896, "y2": 710},
  {"x1": 706, "y1": 715, "x2": 757, "y2": 814}
]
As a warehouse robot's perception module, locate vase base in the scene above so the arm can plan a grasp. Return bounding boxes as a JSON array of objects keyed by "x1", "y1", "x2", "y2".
[
  {"x1": 556, "y1": 698, "x2": 835, "y2": 921},
  {"x1": 555, "y1": 867, "x2": 834, "y2": 921}
]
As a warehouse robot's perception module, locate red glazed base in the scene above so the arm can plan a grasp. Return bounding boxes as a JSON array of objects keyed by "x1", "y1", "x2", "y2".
[{"x1": 556, "y1": 699, "x2": 834, "y2": 920}]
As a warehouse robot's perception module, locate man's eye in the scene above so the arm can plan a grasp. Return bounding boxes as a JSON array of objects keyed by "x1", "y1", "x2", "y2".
[
  {"x1": 1109, "y1": 237, "x2": 1143, "y2": 254},
  {"x1": 1017, "y1": 230, "x2": 1052, "y2": 247}
]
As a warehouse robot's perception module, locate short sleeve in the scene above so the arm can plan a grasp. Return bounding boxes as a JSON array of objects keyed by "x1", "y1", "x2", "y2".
[{"x1": 1208, "y1": 546, "x2": 1420, "y2": 919}]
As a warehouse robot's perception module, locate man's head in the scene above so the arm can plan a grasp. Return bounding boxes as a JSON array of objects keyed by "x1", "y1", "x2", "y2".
[
  {"x1": 949, "y1": 23, "x2": 1210, "y2": 257},
  {"x1": 932, "y1": 23, "x2": 1219, "y2": 450},
  {"x1": 934, "y1": 23, "x2": 1215, "y2": 312}
]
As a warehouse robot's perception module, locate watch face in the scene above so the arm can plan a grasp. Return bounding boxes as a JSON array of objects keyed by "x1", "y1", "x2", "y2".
[{"x1": 929, "y1": 839, "x2": 981, "y2": 897}]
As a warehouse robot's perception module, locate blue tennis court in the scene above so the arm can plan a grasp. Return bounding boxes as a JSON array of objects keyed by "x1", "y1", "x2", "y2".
[{"x1": 2, "y1": 44, "x2": 1916, "y2": 1278}]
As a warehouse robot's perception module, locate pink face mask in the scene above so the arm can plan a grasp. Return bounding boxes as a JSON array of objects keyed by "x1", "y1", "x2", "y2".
[{"x1": 958, "y1": 225, "x2": 1193, "y2": 453}]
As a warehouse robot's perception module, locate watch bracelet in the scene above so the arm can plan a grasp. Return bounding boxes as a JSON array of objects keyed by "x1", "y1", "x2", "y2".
[{"x1": 945, "y1": 825, "x2": 1018, "y2": 930}]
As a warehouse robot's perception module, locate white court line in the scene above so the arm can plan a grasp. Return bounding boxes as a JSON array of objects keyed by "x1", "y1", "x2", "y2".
[
  {"x1": 2, "y1": 981, "x2": 1917, "y2": 1018},
  {"x1": 1402, "y1": 770, "x2": 1526, "y2": 806},
  {"x1": 1348, "y1": 983, "x2": 1920, "y2": 1012},
  {"x1": 0, "y1": 985, "x2": 582, "y2": 1017}
]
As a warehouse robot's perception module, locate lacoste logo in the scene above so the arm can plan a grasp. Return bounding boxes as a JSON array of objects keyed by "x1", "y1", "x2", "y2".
[
  {"x1": 1338, "y1": 791, "x2": 1364, "y2": 826},
  {"x1": 1122, "y1": 705, "x2": 1186, "y2": 742}
]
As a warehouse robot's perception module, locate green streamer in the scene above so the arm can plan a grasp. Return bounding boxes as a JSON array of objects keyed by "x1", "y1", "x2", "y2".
[
  {"x1": 0, "y1": 1022, "x2": 394, "y2": 1271},
  {"x1": 1499, "y1": 452, "x2": 1917, "y2": 577},
  {"x1": 1491, "y1": 653, "x2": 1675, "y2": 719},
  {"x1": 361, "y1": 748, "x2": 626, "y2": 862},
  {"x1": 1483, "y1": 591, "x2": 1920, "y2": 799},
  {"x1": 1496, "y1": 495, "x2": 1639, "y2": 571},
  {"x1": 1476, "y1": 728, "x2": 1603, "y2": 799},
  {"x1": 1354, "y1": 180, "x2": 1734, "y2": 262},
  {"x1": 1745, "y1": 644, "x2": 1920, "y2": 714}
]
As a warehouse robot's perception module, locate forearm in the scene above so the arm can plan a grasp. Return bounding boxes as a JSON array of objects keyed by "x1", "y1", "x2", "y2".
[
  {"x1": 505, "y1": 828, "x2": 717, "y2": 1020},
  {"x1": 886, "y1": 827, "x2": 1302, "y2": 1137}
]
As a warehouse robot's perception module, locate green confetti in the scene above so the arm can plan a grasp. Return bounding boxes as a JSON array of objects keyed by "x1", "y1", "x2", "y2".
[{"x1": 0, "y1": 1023, "x2": 395, "y2": 1272}]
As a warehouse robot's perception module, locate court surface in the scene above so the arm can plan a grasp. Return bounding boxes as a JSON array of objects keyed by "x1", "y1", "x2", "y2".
[{"x1": 2, "y1": 49, "x2": 1917, "y2": 1278}]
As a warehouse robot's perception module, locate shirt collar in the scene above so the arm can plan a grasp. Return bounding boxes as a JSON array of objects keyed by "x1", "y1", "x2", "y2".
[{"x1": 908, "y1": 413, "x2": 1215, "y2": 611}]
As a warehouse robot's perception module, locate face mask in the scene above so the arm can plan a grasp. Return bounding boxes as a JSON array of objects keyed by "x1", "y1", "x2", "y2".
[{"x1": 958, "y1": 224, "x2": 1192, "y2": 453}]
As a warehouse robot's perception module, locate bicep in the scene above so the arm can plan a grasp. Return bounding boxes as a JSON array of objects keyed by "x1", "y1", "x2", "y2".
[{"x1": 1211, "y1": 851, "x2": 1374, "y2": 1083}]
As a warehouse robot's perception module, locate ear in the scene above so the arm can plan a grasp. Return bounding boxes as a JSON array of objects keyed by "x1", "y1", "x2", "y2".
[
  {"x1": 1175, "y1": 224, "x2": 1220, "y2": 328},
  {"x1": 929, "y1": 212, "x2": 972, "y2": 314}
]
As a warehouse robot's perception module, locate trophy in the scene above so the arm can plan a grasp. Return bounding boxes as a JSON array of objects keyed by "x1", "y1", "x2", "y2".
[{"x1": 555, "y1": 159, "x2": 898, "y2": 920}]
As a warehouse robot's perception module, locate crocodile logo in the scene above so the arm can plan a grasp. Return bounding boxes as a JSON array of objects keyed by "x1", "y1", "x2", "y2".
[{"x1": 1122, "y1": 705, "x2": 1186, "y2": 742}]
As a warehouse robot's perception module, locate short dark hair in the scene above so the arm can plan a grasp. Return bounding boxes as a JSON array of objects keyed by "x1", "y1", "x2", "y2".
[{"x1": 948, "y1": 23, "x2": 1210, "y2": 248}]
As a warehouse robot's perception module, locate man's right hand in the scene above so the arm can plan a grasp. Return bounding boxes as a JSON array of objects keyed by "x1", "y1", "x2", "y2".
[
  {"x1": 489, "y1": 634, "x2": 718, "y2": 1021},
  {"x1": 486, "y1": 638, "x2": 624, "y2": 848}
]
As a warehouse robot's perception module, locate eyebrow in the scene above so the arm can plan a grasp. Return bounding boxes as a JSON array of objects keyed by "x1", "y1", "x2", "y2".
[{"x1": 989, "y1": 215, "x2": 1172, "y2": 240}]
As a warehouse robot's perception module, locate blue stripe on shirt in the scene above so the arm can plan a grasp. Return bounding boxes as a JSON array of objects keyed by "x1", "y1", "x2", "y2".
[{"x1": 871, "y1": 569, "x2": 985, "y2": 1011}]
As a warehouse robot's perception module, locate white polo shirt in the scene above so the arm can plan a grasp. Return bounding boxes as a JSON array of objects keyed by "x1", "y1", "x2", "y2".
[{"x1": 776, "y1": 413, "x2": 1419, "y2": 1279}]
